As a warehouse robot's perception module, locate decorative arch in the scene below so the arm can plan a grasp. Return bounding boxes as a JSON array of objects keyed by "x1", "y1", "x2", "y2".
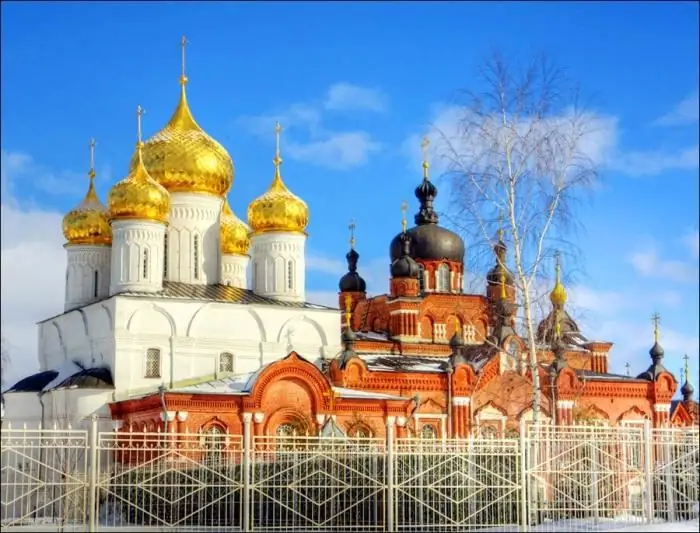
[
  {"x1": 265, "y1": 406, "x2": 312, "y2": 437},
  {"x1": 77, "y1": 309, "x2": 90, "y2": 337},
  {"x1": 126, "y1": 303, "x2": 176, "y2": 337},
  {"x1": 100, "y1": 303, "x2": 115, "y2": 331},
  {"x1": 276, "y1": 315, "x2": 328, "y2": 345},
  {"x1": 617, "y1": 406, "x2": 649, "y2": 422},
  {"x1": 51, "y1": 321, "x2": 68, "y2": 358},
  {"x1": 200, "y1": 416, "x2": 228, "y2": 433},
  {"x1": 516, "y1": 403, "x2": 551, "y2": 421},
  {"x1": 556, "y1": 367, "x2": 579, "y2": 393},
  {"x1": 654, "y1": 373, "x2": 676, "y2": 400},
  {"x1": 248, "y1": 351, "x2": 332, "y2": 411},
  {"x1": 474, "y1": 400, "x2": 509, "y2": 419},
  {"x1": 186, "y1": 303, "x2": 267, "y2": 342}
]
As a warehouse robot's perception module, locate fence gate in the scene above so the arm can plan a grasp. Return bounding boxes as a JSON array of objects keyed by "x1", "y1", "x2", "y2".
[
  {"x1": 249, "y1": 436, "x2": 387, "y2": 531},
  {"x1": 0, "y1": 428, "x2": 88, "y2": 531},
  {"x1": 96, "y1": 430, "x2": 244, "y2": 530},
  {"x1": 393, "y1": 439, "x2": 522, "y2": 531},
  {"x1": 525, "y1": 424, "x2": 649, "y2": 530}
]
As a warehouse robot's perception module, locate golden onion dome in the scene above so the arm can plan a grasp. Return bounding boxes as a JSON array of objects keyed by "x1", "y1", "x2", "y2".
[
  {"x1": 248, "y1": 123, "x2": 309, "y2": 235},
  {"x1": 131, "y1": 74, "x2": 234, "y2": 197},
  {"x1": 220, "y1": 199, "x2": 250, "y2": 256},
  {"x1": 63, "y1": 140, "x2": 112, "y2": 246},
  {"x1": 549, "y1": 254, "x2": 567, "y2": 307},
  {"x1": 109, "y1": 107, "x2": 170, "y2": 224}
]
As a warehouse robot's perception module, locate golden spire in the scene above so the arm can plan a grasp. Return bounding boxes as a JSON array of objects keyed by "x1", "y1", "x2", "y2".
[
  {"x1": 62, "y1": 138, "x2": 112, "y2": 246},
  {"x1": 247, "y1": 120, "x2": 309, "y2": 235},
  {"x1": 549, "y1": 251, "x2": 567, "y2": 307},
  {"x1": 349, "y1": 218, "x2": 356, "y2": 250},
  {"x1": 344, "y1": 294, "x2": 352, "y2": 329},
  {"x1": 108, "y1": 105, "x2": 170, "y2": 224},
  {"x1": 401, "y1": 201, "x2": 408, "y2": 233},
  {"x1": 652, "y1": 312, "x2": 661, "y2": 344},
  {"x1": 421, "y1": 136, "x2": 430, "y2": 180},
  {"x1": 554, "y1": 309, "x2": 561, "y2": 339},
  {"x1": 684, "y1": 354, "x2": 690, "y2": 382},
  {"x1": 499, "y1": 266, "x2": 507, "y2": 300},
  {"x1": 180, "y1": 35, "x2": 189, "y2": 86}
]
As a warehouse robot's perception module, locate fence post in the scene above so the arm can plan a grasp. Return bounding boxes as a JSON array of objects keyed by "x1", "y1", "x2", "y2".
[
  {"x1": 662, "y1": 431, "x2": 676, "y2": 522},
  {"x1": 643, "y1": 419, "x2": 654, "y2": 523},
  {"x1": 589, "y1": 427, "x2": 600, "y2": 525},
  {"x1": 519, "y1": 417, "x2": 528, "y2": 532},
  {"x1": 242, "y1": 413, "x2": 252, "y2": 532},
  {"x1": 386, "y1": 416, "x2": 396, "y2": 532},
  {"x1": 87, "y1": 415, "x2": 99, "y2": 533}
]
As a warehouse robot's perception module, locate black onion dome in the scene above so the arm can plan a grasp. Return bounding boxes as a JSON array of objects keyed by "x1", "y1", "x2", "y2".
[
  {"x1": 681, "y1": 379, "x2": 695, "y2": 399},
  {"x1": 339, "y1": 248, "x2": 367, "y2": 292},
  {"x1": 649, "y1": 341, "x2": 664, "y2": 360},
  {"x1": 487, "y1": 263, "x2": 514, "y2": 286},
  {"x1": 391, "y1": 233, "x2": 421, "y2": 278},
  {"x1": 389, "y1": 176, "x2": 465, "y2": 263},
  {"x1": 536, "y1": 309, "x2": 580, "y2": 344}
]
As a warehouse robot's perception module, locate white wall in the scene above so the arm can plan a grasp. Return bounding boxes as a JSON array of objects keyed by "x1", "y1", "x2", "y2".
[
  {"x1": 48, "y1": 388, "x2": 114, "y2": 430},
  {"x1": 165, "y1": 193, "x2": 223, "y2": 285},
  {"x1": 250, "y1": 232, "x2": 306, "y2": 302},
  {"x1": 111, "y1": 294, "x2": 341, "y2": 398},
  {"x1": 2, "y1": 392, "x2": 43, "y2": 428},
  {"x1": 64, "y1": 244, "x2": 111, "y2": 311}
]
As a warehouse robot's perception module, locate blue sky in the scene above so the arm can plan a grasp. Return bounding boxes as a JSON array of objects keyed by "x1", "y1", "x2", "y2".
[{"x1": 1, "y1": 2, "x2": 698, "y2": 392}]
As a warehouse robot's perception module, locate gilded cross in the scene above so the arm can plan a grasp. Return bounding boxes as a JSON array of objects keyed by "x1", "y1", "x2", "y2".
[
  {"x1": 651, "y1": 312, "x2": 661, "y2": 343},
  {"x1": 349, "y1": 218, "x2": 356, "y2": 249},
  {"x1": 497, "y1": 210, "x2": 504, "y2": 241},
  {"x1": 554, "y1": 250, "x2": 561, "y2": 281},
  {"x1": 180, "y1": 35, "x2": 189, "y2": 83},
  {"x1": 625, "y1": 362, "x2": 631, "y2": 377},
  {"x1": 274, "y1": 121, "x2": 283, "y2": 164},
  {"x1": 136, "y1": 105, "x2": 145, "y2": 144},
  {"x1": 400, "y1": 201, "x2": 408, "y2": 232},
  {"x1": 421, "y1": 136, "x2": 430, "y2": 161},
  {"x1": 88, "y1": 138, "x2": 97, "y2": 177},
  {"x1": 683, "y1": 353, "x2": 690, "y2": 381}
]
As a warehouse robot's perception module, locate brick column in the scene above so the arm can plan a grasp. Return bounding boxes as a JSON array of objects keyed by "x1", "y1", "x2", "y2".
[
  {"x1": 556, "y1": 400, "x2": 574, "y2": 426},
  {"x1": 452, "y1": 397, "x2": 471, "y2": 438},
  {"x1": 396, "y1": 416, "x2": 407, "y2": 439},
  {"x1": 653, "y1": 403, "x2": 670, "y2": 427}
]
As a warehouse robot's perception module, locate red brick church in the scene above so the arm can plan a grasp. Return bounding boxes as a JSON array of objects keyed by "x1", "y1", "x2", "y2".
[{"x1": 110, "y1": 162, "x2": 698, "y2": 438}]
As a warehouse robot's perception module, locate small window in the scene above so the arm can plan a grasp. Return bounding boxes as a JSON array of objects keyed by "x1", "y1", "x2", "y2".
[
  {"x1": 203, "y1": 426, "x2": 226, "y2": 463},
  {"x1": 418, "y1": 264, "x2": 425, "y2": 292},
  {"x1": 437, "y1": 264, "x2": 450, "y2": 292},
  {"x1": 93, "y1": 270, "x2": 99, "y2": 298},
  {"x1": 145, "y1": 348, "x2": 161, "y2": 378},
  {"x1": 287, "y1": 261, "x2": 294, "y2": 290},
  {"x1": 219, "y1": 352, "x2": 234, "y2": 373},
  {"x1": 350, "y1": 426, "x2": 372, "y2": 439},
  {"x1": 421, "y1": 423, "x2": 438, "y2": 439},
  {"x1": 193, "y1": 235, "x2": 200, "y2": 280},
  {"x1": 163, "y1": 233, "x2": 168, "y2": 279},
  {"x1": 143, "y1": 249, "x2": 149, "y2": 279}
]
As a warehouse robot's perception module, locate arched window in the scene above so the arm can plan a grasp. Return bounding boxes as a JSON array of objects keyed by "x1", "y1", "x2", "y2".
[
  {"x1": 163, "y1": 233, "x2": 168, "y2": 279},
  {"x1": 287, "y1": 261, "x2": 294, "y2": 290},
  {"x1": 349, "y1": 426, "x2": 372, "y2": 439},
  {"x1": 203, "y1": 426, "x2": 226, "y2": 463},
  {"x1": 143, "y1": 249, "x2": 149, "y2": 280},
  {"x1": 193, "y1": 235, "x2": 200, "y2": 280},
  {"x1": 145, "y1": 348, "x2": 161, "y2": 378},
  {"x1": 219, "y1": 352, "x2": 234, "y2": 373},
  {"x1": 276, "y1": 420, "x2": 305, "y2": 450},
  {"x1": 437, "y1": 264, "x2": 450, "y2": 292},
  {"x1": 421, "y1": 423, "x2": 438, "y2": 439},
  {"x1": 93, "y1": 270, "x2": 99, "y2": 298},
  {"x1": 480, "y1": 424, "x2": 499, "y2": 438}
]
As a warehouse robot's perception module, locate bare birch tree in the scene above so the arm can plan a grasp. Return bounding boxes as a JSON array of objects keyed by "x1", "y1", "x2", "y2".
[{"x1": 436, "y1": 52, "x2": 600, "y2": 423}]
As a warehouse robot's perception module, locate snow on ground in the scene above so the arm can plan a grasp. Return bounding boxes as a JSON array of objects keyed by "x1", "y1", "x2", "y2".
[{"x1": 601, "y1": 520, "x2": 699, "y2": 532}]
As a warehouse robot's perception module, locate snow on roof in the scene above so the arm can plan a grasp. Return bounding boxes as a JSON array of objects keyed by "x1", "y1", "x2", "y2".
[
  {"x1": 360, "y1": 354, "x2": 447, "y2": 373},
  {"x1": 356, "y1": 331, "x2": 390, "y2": 341},
  {"x1": 42, "y1": 360, "x2": 84, "y2": 391},
  {"x1": 172, "y1": 372, "x2": 256, "y2": 395},
  {"x1": 331, "y1": 387, "x2": 409, "y2": 401}
]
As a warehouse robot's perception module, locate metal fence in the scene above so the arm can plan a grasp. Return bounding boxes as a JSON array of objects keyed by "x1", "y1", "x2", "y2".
[{"x1": 1, "y1": 419, "x2": 697, "y2": 532}]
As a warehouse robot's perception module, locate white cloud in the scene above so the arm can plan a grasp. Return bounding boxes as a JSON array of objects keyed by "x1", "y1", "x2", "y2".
[
  {"x1": 653, "y1": 89, "x2": 700, "y2": 127},
  {"x1": 324, "y1": 83, "x2": 388, "y2": 113},
  {"x1": 629, "y1": 247, "x2": 698, "y2": 283},
  {"x1": 683, "y1": 230, "x2": 699, "y2": 259},
  {"x1": 237, "y1": 83, "x2": 385, "y2": 170},
  {"x1": 408, "y1": 103, "x2": 698, "y2": 179},
  {"x1": 1, "y1": 151, "x2": 66, "y2": 389}
]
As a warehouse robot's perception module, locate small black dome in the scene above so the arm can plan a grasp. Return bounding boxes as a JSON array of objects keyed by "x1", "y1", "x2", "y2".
[
  {"x1": 681, "y1": 379, "x2": 694, "y2": 399},
  {"x1": 339, "y1": 248, "x2": 367, "y2": 292},
  {"x1": 649, "y1": 341, "x2": 664, "y2": 361},
  {"x1": 391, "y1": 233, "x2": 421, "y2": 278},
  {"x1": 390, "y1": 225, "x2": 465, "y2": 263},
  {"x1": 487, "y1": 263, "x2": 514, "y2": 286}
]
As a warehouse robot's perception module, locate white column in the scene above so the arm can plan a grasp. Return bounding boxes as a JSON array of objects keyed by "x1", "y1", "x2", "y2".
[
  {"x1": 250, "y1": 232, "x2": 306, "y2": 302},
  {"x1": 165, "y1": 192, "x2": 223, "y2": 285},
  {"x1": 220, "y1": 254, "x2": 250, "y2": 288},
  {"x1": 109, "y1": 220, "x2": 165, "y2": 295},
  {"x1": 64, "y1": 244, "x2": 111, "y2": 311}
]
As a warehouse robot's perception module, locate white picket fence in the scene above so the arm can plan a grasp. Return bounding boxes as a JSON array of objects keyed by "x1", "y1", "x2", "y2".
[{"x1": 1, "y1": 419, "x2": 698, "y2": 531}]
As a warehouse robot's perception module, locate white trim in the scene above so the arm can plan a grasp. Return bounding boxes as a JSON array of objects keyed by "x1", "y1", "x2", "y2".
[
  {"x1": 653, "y1": 403, "x2": 671, "y2": 413},
  {"x1": 413, "y1": 414, "x2": 447, "y2": 420},
  {"x1": 176, "y1": 411, "x2": 188, "y2": 422},
  {"x1": 160, "y1": 411, "x2": 176, "y2": 422},
  {"x1": 452, "y1": 397, "x2": 471, "y2": 406},
  {"x1": 253, "y1": 412, "x2": 265, "y2": 423},
  {"x1": 556, "y1": 400, "x2": 574, "y2": 409}
]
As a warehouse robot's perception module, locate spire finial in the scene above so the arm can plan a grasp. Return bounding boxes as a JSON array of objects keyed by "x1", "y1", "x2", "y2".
[
  {"x1": 344, "y1": 294, "x2": 352, "y2": 329},
  {"x1": 499, "y1": 266, "x2": 507, "y2": 300},
  {"x1": 549, "y1": 250, "x2": 567, "y2": 307},
  {"x1": 421, "y1": 136, "x2": 430, "y2": 179},
  {"x1": 88, "y1": 138, "x2": 97, "y2": 179},
  {"x1": 136, "y1": 105, "x2": 145, "y2": 145},
  {"x1": 554, "y1": 251, "x2": 561, "y2": 284},
  {"x1": 625, "y1": 362, "x2": 631, "y2": 377},
  {"x1": 349, "y1": 219, "x2": 356, "y2": 250},
  {"x1": 652, "y1": 312, "x2": 661, "y2": 344},
  {"x1": 683, "y1": 353, "x2": 690, "y2": 382},
  {"x1": 274, "y1": 121, "x2": 283, "y2": 167},
  {"x1": 401, "y1": 201, "x2": 408, "y2": 233},
  {"x1": 179, "y1": 35, "x2": 189, "y2": 86},
  {"x1": 497, "y1": 211, "x2": 504, "y2": 242}
]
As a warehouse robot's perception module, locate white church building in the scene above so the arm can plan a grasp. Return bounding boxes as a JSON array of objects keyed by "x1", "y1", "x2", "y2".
[{"x1": 2, "y1": 60, "x2": 342, "y2": 430}]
